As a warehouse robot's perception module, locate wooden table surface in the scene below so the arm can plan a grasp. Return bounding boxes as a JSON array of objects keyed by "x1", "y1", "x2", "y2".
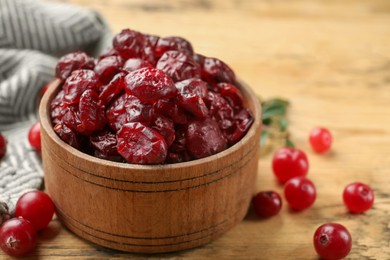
[{"x1": 2, "y1": 0, "x2": 389, "y2": 259}]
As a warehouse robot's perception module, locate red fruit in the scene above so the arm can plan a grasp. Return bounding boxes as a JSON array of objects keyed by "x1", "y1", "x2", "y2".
[
  {"x1": 53, "y1": 122, "x2": 80, "y2": 148},
  {"x1": 313, "y1": 223, "x2": 352, "y2": 260},
  {"x1": 55, "y1": 51, "x2": 95, "y2": 81},
  {"x1": 156, "y1": 51, "x2": 200, "y2": 82},
  {"x1": 153, "y1": 99, "x2": 188, "y2": 125},
  {"x1": 154, "y1": 36, "x2": 193, "y2": 58},
  {"x1": 15, "y1": 190, "x2": 55, "y2": 231},
  {"x1": 227, "y1": 108, "x2": 254, "y2": 145},
  {"x1": 113, "y1": 29, "x2": 146, "y2": 59},
  {"x1": 0, "y1": 218, "x2": 37, "y2": 257},
  {"x1": 252, "y1": 191, "x2": 282, "y2": 218},
  {"x1": 99, "y1": 48, "x2": 118, "y2": 60},
  {"x1": 117, "y1": 122, "x2": 168, "y2": 164},
  {"x1": 216, "y1": 83, "x2": 243, "y2": 109},
  {"x1": 206, "y1": 91, "x2": 234, "y2": 130},
  {"x1": 186, "y1": 118, "x2": 227, "y2": 159},
  {"x1": 0, "y1": 132, "x2": 7, "y2": 160},
  {"x1": 343, "y1": 182, "x2": 374, "y2": 213},
  {"x1": 63, "y1": 70, "x2": 99, "y2": 105},
  {"x1": 90, "y1": 130, "x2": 121, "y2": 161},
  {"x1": 272, "y1": 147, "x2": 309, "y2": 183},
  {"x1": 151, "y1": 115, "x2": 175, "y2": 147},
  {"x1": 78, "y1": 90, "x2": 106, "y2": 133},
  {"x1": 309, "y1": 127, "x2": 333, "y2": 153},
  {"x1": 176, "y1": 78, "x2": 209, "y2": 118},
  {"x1": 201, "y1": 57, "x2": 236, "y2": 85},
  {"x1": 28, "y1": 122, "x2": 41, "y2": 153},
  {"x1": 284, "y1": 177, "x2": 316, "y2": 211},
  {"x1": 94, "y1": 55, "x2": 123, "y2": 84},
  {"x1": 50, "y1": 90, "x2": 65, "y2": 124},
  {"x1": 99, "y1": 72, "x2": 126, "y2": 106},
  {"x1": 125, "y1": 67, "x2": 177, "y2": 104},
  {"x1": 123, "y1": 58, "x2": 153, "y2": 73}
]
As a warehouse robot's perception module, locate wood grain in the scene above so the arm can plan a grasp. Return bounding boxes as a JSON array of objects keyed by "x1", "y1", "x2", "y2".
[{"x1": 2, "y1": 0, "x2": 389, "y2": 259}]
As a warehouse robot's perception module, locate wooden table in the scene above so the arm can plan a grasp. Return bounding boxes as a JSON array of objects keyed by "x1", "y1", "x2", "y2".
[{"x1": 4, "y1": 0, "x2": 390, "y2": 259}]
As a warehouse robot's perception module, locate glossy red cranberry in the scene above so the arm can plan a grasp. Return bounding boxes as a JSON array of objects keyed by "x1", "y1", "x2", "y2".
[
  {"x1": 0, "y1": 132, "x2": 7, "y2": 160},
  {"x1": 227, "y1": 108, "x2": 254, "y2": 145},
  {"x1": 117, "y1": 122, "x2": 168, "y2": 164},
  {"x1": 216, "y1": 83, "x2": 243, "y2": 109},
  {"x1": 123, "y1": 58, "x2": 153, "y2": 73},
  {"x1": 284, "y1": 177, "x2": 316, "y2": 211},
  {"x1": 55, "y1": 51, "x2": 94, "y2": 81},
  {"x1": 154, "y1": 36, "x2": 193, "y2": 58},
  {"x1": 99, "y1": 72, "x2": 126, "y2": 106},
  {"x1": 145, "y1": 34, "x2": 160, "y2": 48},
  {"x1": 343, "y1": 182, "x2": 374, "y2": 213},
  {"x1": 94, "y1": 55, "x2": 123, "y2": 84},
  {"x1": 113, "y1": 29, "x2": 146, "y2": 59},
  {"x1": 125, "y1": 67, "x2": 177, "y2": 104},
  {"x1": 156, "y1": 51, "x2": 200, "y2": 82},
  {"x1": 63, "y1": 70, "x2": 99, "y2": 105},
  {"x1": 0, "y1": 218, "x2": 37, "y2": 257},
  {"x1": 78, "y1": 89, "x2": 106, "y2": 133},
  {"x1": 99, "y1": 48, "x2": 119, "y2": 60},
  {"x1": 28, "y1": 122, "x2": 41, "y2": 153},
  {"x1": 313, "y1": 223, "x2": 352, "y2": 260},
  {"x1": 50, "y1": 90, "x2": 65, "y2": 124},
  {"x1": 186, "y1": 118, "x2": 227, "y2": 159},
  {"x1": 15, "y1": 190, "x2": 55, "y2": 231},
  {"x1": 252, "y1": 191, "x2": 282, "y2": 218},
  {"x1": 272, "y1": 147, "x2": 309, "y2": 183},
  {"x1": 176, "y1": 78, "x2": 209, "y2": 118},
  {"x1": 153, "y1": 99, "x2": 188, "y2": 125},
  {"x1": 309, "y1": 127, "x2": 333, "y2": 153},
  {"x1": 206, "y1": 91, "x2": 234, "y2": 130},
  {"x1": 90, "y1": 130, "x2": 121, "y2": 161},
  {"x1": 151, "y1": 115, "x2": 175, "y2": 147},
  {"x1": 53, "y1": 122, "x2": 80, "y2": 148},
  {"x1": 201, "y1": 57, "x2": 236, "y2": 85}
]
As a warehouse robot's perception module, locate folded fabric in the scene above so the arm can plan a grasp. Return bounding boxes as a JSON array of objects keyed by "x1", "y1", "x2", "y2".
[{"x1": 0, "y1": 0, "x2": 111, "y2": 211}]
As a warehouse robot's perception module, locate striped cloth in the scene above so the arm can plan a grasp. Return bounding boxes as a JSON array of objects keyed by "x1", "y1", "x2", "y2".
[{"x1": 0, "y1": 0, "x2": 111, "y2": 211}]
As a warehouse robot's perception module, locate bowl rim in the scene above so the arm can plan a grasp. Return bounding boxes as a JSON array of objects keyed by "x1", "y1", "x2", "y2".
[{"x1": 39, "y1": 78, "x2": 261, "y2": 172}]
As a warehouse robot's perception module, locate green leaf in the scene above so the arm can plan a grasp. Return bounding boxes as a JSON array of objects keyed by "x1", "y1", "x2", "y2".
[
  {"x1": 285, "y1": 139, "x2": 295, "y2": 148},
  {"x1": 260, "y1": 130, "x2": 269, "y2": 147},
  {"x1": 279, "y1": 118, "x2": 288, "y2": 131},
  {"x1": 262, "y1": 98, "x2": 289, "y2": 121}
]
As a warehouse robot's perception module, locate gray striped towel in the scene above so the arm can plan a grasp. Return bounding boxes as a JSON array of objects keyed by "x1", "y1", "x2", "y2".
[{"x1": 0, "y1": 0, "x2": 111, "y2": 212}]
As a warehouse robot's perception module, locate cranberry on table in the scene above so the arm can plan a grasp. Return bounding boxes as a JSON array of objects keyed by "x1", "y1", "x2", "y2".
[
  {"x1": 309, "y1": 127, "x2": 333, "y2": 153},
  {"x1": 0, "y1": 218, "x2": 37, "y2": 257},
  {"x1": 343, "y1": 182, "x2": 374, "y2": 213},
  {"x1": 284, "y1": 177, "x2": 316, "y2": 211},
  {"x1": 252, "y1": 191, "x2": 282, "y2": 218},
  {"x1": 272, "y1": 147, "x2": 309, "y2": 183},
  {"x1": 15, "y1": 190, "x2": 55, "y2": 231},
  {"x1": 313, "y1": 223, "x2": 352, "y2": 260},
  {"x1": 0, "y1": 132, "x2": 6, "y2": 160},
  {"x1": 55, "y1": 51, "x2": 95, "y2": 81},
  {"x1": 28, "y1": 122, "x2": 41, "y2": 153}
]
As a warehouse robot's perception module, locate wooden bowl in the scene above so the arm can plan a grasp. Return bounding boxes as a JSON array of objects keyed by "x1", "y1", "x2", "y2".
[{"x1": 39, "y1": 79, "x2": 261, "y2": 253}]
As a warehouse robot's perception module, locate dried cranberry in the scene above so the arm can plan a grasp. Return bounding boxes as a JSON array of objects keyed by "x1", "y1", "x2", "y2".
[
  {"x1": 201, "y1": 57, "x2": 236, "y2": 85},
  {"x1": 151, "y1": 115, "x2": 175, "y2": 147},
  {"x1": 53, "y1": 122, "x2": 80, "y2": 148},
  {"x1": 50, "y1": 90, "x2": 65, "y2": 124},
  {"x1": 227, "y1": 108, "x2": 254, "y2": 145},
  {"x1": 155, "y1": 36, "x2": 193, "y2": 58},
  {"x1": 206, "y1": 91, "x2": 234, "y2": 130},
  {"x1": 216, "y1": 83, "x2": 243, "y2": 109},
  {"x1": 175, "y1": 78, "x2": 209, "y2": 118},
  {"x1": 90, "y1": 130, "x2": 121, "y2": 161},
  {"x1": 94, "y1": 56, "x2": 123, "y2": 84},
  {"x1": 61, "y1": 105, "x2": 81, "y2": 131},
  {"x1": 167, "y1": 126, "x2": 191, "y2": 163},
  {"x1": 193, "y1": 53, "x2": 205, "y2": 67},
  {"x1": 63, "y1": 70, "x2": 99, "y2": 105},
  {"x1": 156, "y1": 51, "x2": 200, "y2": 82},
  {"x1": 145, "y1": 34, "x2": 160, "y2": 49},
  {"x1": 99, "y1": 73, "x2": 125, "y2": 106},
  {"x1": 99, "y1": 48, "x2": 119, "y2": 60},
  {"x1": 125, "y1": 67, "x2": 177, "y2": 104},
  {"x1": 117, "y1": 122, "x2": 167, "y2": 164},
  {"x1": 153, "y1": 99, "x2": 187, "y2": 124},
  {"x1": 186, "y1": 118, "x2": 227, "y2": 159},
  {"x1": 78, "y1": 89, "x2": 106, "y2": 133},
  {"x1": 55, "y1": 52, "x2": 95, "y2": 81},
  {"x1": 113, "y1": 29, "x2": 146, "y2": 59},
  {"x1": 123, "y1": 58, "x2": 153, "y2": 73}
]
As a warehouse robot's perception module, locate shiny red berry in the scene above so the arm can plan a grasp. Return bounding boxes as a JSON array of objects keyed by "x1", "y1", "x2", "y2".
[
  {"x1": 0, "y1": 132, "x2": 7, "y2": 160},
  {"x1": 313, "y1": 223, "x2": 352, "y2": 260},
  {"x1": 28, "y1": 122, "x2": 41, "y2": 153},
  {"x1": 201, "y1": 57, "x2": 236, "y2": 85},
  {"x1": 15, "y1": 190, "x2": 55, "y2": 231},
  {"x1": 272, "y1": 147, "x2": 309, "y2": 183},
  {"x1": 94, "y1": 55, "x2": 123, "y2": 84},
  {"x1": 252, "y1": 191, "x2": 282, "y2": 218},
  {"x1": 343, "y1": 182, "x2": 374, "y2": 213},
  {"x1": 0, "y1": 218, "x2": 37, "y2": 257},
  {"x1": 154, "y1": 36, "x2": 193, "y2": 58},
  {"x1": 55, "y1": 51, "x2": 94, "y2": 81},
  {"x1": 309, "y1": 127, "x2": 333, "y2": 153},
  {"x1": 113, "y1": 29, "x2": 145, "y2": 59},
  {"x1": 284, "y1": 177, "x2": 316, "y2": 211},
  {"x1": 63, "y1": 69, "x2": 99, "y2": 105}
]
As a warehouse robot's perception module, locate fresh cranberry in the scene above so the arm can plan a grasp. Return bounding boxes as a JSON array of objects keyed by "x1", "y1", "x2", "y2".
[
  {"x1": 94, "y1": 55, "x2": 123, "y2": 84},
  {"x1": 252, "y1": 191, "x2": 282, "y2": 218},
  {"x1": 186, "y1": 118, "x2": 227, "y2": 159},
  {"x1": 154, "y1": 36, "x2": 193, "y2": 58},
  {"x1": 78, "y1": 90, "x2": 106, "y2": 133},
  {"x1": 151, "y1": 115, "x2": 175, "y2": 147},
  {"x1": 28, "y1": 122, "x2": 41, "y2": 153},
  {"x1": 55, "y1": 51, "x2": 95, "y2": 81},
  {"x1": 0, "y1": 132, "x2": 7, "y2": 160},
  {"x1": 156, "y1": 51, "x2": 200, "y2": 82},
  {"x1": 309, "y1": 127, "x2": 333, "y2": 153},
  {"x1": 99, "y1": 72, "x2": 126, "y2": 106},
  {"x1": 113, "y1": 29, "x2": 146, "y2": 59},
  {"x1": 90, "y1": 130, "x2": 121, "y2": 161},
  {"x1": 125, "y1": 67, "x2": 177, "y2": 104},
  {"x1": 343, "y1": 182, "x2": 374, "y2": 213},
  {"x1": 14, "y1": 190, "x2": 55, "y2": 231},
  {"x1": 0, "y1": 218, "x2": 37, "y2": 257},
  {"x1": 53, "y1": 122, "x2": 80, "y2": 148},
  {"x1": 313, "y1": 223, "x2": 352, "y2": 260},
  {"x1": 216, "y1": 83, "x2": 243, "y2": 109},
  {"x1": 123, "y1": 58, "x2": 153, "y2": 73},
  {"x1": 117, "y1": 122, "x2": 168, "y2": 164},
  {"x1": 153, "y1": 99, "x2": 188, "y2": 125},
  {"x1": 206, "y1": 91, "x2": 234, "y2": 130},
  {"x1": 284, "y1": 177, "x2": 316, "y2": 211},
  {"x1": 176, "y1": 78, "x2": 209, "y2": 118},
  {"x1": 272, "y1": 147, "x2": 309, "y2": 183},
  {"x1": 63, "y1": 70, "x2": 99, "y2": 105},
  {"x1": 201, "y1": 57, "x2": 236, "y2": 85}
]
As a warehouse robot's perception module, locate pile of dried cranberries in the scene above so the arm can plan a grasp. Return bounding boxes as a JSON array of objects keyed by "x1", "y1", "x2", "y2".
[{"x1": 51, "y1": 28, "x2": 253, "y2": 164}]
